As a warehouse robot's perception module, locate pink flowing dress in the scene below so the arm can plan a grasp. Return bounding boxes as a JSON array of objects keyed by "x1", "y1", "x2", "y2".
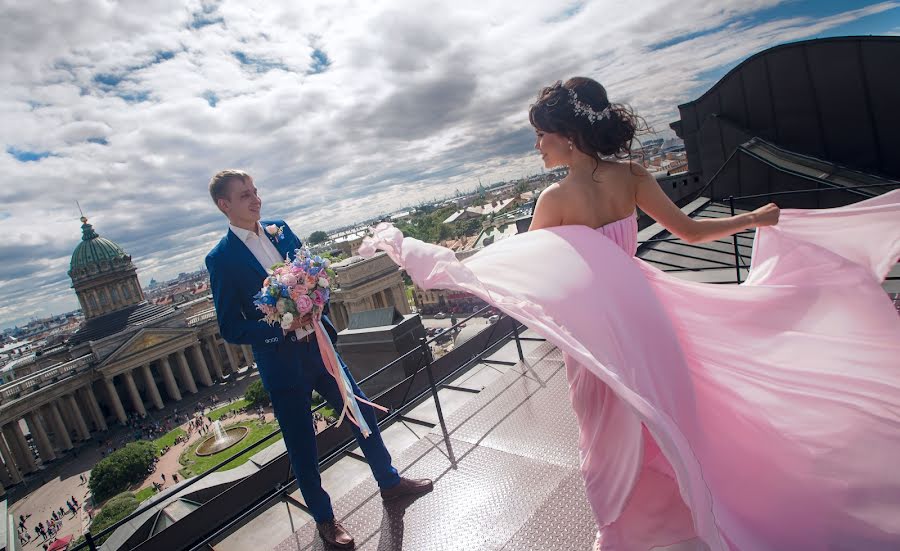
[{"x1": 359, "y1": 190, "x2": 900, "y2": 551}]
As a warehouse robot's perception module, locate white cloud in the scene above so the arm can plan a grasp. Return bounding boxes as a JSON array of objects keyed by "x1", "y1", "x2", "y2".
[{"x1": 0, "y1": 0, "x2": 897, "y2": 328}]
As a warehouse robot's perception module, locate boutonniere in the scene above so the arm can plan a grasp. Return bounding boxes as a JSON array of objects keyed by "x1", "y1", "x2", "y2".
[{"x1": 265, "y1": 224, "x2": 285, "y2": 243}]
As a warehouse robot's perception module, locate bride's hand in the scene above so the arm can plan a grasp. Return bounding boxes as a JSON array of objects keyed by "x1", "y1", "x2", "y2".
[{"x1": 751, "y1": 203, "x2": 780, "y2": 227}]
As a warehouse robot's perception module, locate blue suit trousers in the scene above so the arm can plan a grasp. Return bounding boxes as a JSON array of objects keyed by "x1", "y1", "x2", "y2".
[{"x1": 268, "y1": 339, "x2": 400, "y2": 522}]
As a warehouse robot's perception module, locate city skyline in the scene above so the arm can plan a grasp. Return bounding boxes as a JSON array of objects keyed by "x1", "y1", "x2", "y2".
[{"x1": 2, "y1": 0, "x2": 899, "y2": 329}]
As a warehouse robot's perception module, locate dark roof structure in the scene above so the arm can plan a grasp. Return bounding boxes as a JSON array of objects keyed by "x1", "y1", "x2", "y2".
[
  {"x1": 67, "y1": 302, "x2": 175, "y2": 345},
  {"x1": 671, "y1": 35, "x2": 900, "y2": 207}
]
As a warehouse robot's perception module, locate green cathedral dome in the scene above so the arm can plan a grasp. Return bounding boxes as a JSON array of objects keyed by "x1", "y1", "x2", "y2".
[{"x1": 68, "y1": 217, "x2": 131, "y2": 278}]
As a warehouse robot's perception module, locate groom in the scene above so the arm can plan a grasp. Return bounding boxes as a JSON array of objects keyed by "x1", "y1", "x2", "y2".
[{"x1": 205, "y1": 170, "x2": 432, "y2": 549}]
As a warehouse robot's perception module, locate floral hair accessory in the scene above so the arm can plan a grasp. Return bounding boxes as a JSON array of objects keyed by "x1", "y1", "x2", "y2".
[{"x1": 568, "y1": 88, "x2": 612, "y2": 124}]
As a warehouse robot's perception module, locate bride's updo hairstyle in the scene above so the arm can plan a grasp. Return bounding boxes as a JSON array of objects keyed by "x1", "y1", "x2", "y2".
[{"x1": 529, "y1": 77, "x2": 647, "y2": 163}]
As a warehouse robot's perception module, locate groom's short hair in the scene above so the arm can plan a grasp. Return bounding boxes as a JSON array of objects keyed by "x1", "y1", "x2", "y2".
[{"x1": 209, "y1": 169, "x2": 252, "y2": 207}]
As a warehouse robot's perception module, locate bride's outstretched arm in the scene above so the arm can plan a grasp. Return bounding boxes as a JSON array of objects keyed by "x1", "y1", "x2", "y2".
[{"x1": 635, "y1": 168, "x2": 779, "y2": 244}]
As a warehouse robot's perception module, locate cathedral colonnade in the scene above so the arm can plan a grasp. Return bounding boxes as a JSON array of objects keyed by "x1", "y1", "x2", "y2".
[{"x1": 0, "y1": 331, "x2": 256, "y2": 491}]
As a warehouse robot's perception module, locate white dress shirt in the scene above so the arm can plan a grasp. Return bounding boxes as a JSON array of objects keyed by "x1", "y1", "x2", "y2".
[
  {"x1": 229, "y1": 222, "x2": 313, "y2": 339},
  {"x1": 228, "y1": 222, "x2": 284, "y2": 271}
]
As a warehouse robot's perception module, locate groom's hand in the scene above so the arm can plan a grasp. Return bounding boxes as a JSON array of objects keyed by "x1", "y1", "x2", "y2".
[{"x1": 285, "y1": 313, "x2": 314, "y2": 332}]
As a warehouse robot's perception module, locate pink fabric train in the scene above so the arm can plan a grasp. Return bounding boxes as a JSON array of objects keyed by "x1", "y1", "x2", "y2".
[{"x1": 359, "y1": 190, "x2": 900, "y2": 551}]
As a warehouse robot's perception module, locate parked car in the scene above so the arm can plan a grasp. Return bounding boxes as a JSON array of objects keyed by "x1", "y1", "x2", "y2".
[
  {"x1": 488, "y1": 314, "x2": 500, "y2": 324},
  {"x1": 434, "y1": 312, "x2": 447, "y2": 319}
]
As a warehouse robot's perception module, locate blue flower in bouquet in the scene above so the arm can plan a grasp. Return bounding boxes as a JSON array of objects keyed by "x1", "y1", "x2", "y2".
[
  {"x1": 280, "y1": 286, "x2": 291, "y2": 298},
  {"x1": 259, "y1": 293, "x2": 277, "y2": 306}
]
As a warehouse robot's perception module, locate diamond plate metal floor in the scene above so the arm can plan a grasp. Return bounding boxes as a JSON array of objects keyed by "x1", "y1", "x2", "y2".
[{"x1": 270, "y1": 340, "x2": 596, "y2": 551}]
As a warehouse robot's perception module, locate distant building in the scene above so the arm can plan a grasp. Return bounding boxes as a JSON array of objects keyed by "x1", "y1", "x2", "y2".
[
  {"x1": 442, "y1": 197, "x2": 517, "y2": 225},
  {"x1": 0, "y1": 217, "x2": 255, "y2": 491},
  {"x1": 328, "y1": 253, "x2": 411, "y2": 331}
]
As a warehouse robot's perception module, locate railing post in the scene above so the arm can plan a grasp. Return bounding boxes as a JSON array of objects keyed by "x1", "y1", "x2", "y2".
[
  {"x1": 511, "y1": 319, "x2": 524, "y2": 362},
  {"x1": 85, "y1": 531, "x2": 98, "y2": 551},
  {"x1": 420, "y1": 337, "x2": 456, "y2": 465},
  {"x1": 728, "y1": 195, "x2": 742, "y2": 284}
]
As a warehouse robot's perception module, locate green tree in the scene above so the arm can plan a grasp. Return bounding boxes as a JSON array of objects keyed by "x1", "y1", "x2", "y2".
[
  {"x1": 307, "y1": 230, "x2": 329, "y2": 245},
  {"x1": 89, "y1": 492, "x2": 140, "y2": 544},
  {"x1": 311, "y1": 390, "x2": 325, "y2": 407},
  {"x1": 89, "y1": 441, "x2": 156, "y2": 502},
  {"x1": 244, "y1": 379, "x2": 271, "y2": 407}
]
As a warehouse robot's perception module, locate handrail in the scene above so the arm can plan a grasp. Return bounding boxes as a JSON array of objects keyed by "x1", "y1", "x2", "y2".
[{"x1": 722, "y1": 181, "x2": 898, "y2": 202}]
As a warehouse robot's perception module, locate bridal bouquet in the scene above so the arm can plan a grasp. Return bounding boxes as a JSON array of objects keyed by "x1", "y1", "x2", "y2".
[
  {"x1": 253, "y1": 247, "x2": 385, "y2": 437},
  {"x1": 253, "y1": 247, "x2": 332, "y2": 331}
]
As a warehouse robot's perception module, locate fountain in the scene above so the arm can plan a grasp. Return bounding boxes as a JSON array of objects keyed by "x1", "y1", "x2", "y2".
[{"x1": 195, "y1": 420, "x2": 249, "y2": 456}]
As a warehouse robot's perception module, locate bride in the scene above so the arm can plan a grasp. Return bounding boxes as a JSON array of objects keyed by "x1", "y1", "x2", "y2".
[{"x1": 361, "y1": 77, "x2": 900, "y2": 550}]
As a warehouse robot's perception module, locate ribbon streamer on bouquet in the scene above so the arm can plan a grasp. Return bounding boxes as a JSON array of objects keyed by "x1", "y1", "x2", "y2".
[{"x1": 313, "y1": 318, "x2": 387, "y2": 438}]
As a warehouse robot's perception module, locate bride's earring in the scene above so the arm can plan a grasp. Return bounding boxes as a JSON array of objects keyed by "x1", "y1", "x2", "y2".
[{"x1": 568, "y1": 140, "x2": 574, "y2": 151}]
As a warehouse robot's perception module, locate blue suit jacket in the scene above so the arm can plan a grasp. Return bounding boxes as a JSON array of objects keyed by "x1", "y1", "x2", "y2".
[{"x1": 206, "y1": 219, "x2": 339, "y2": 390}]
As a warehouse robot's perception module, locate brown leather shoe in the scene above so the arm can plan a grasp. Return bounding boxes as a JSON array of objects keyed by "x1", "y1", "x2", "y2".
[
  {"x1": 380, "y1": 477, "x2": 434, "y2": 502},
  {"x1": 316, "y1": 519, "x2": 355, "y2": 549}
]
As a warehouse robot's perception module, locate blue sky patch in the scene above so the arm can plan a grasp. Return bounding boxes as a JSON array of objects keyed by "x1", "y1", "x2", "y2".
[
  {"x1": 7, "y1": 147, "x2": 54, "y2": 162},
  {"x1": 94, "y1": 73, "x2": 123, "y2": 87},
  {"x1": 117, "y1": 90, "x2": 150, "y2": 103},
  {"x1": 308, "y1": 48, "x2": 331, "y2": 74},
  {"x1": 203, "y1": 91, "x2": 219, "y2": 107},
  {"x1": 233, "y1": 51, "x2": 288, "y2": 73}
]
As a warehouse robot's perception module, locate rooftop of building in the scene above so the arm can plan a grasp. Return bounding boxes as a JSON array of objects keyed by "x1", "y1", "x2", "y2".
[
  {"x1": 67, "y1": 302, "x2": 176, "y2": 346},
  {"x1": 83, "y1": 188, "x2": 896, "y2": 551}
]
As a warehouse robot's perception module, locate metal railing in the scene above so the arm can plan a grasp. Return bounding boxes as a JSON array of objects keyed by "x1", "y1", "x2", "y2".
[
  {"x1": 185, "y1": 309, "x2": 217, "y2": 327},
  {"x1": 637, "y1": 182, "x2": 898, "y2": 284},
  {"x1": 69, "y1": 305, "x2": 530, "y2": 551},
  {"x1": 723, "y1": 183, "x2": 898, "y2": 284}
]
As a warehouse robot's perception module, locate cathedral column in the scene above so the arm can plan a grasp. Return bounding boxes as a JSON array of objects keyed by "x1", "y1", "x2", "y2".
[
  {"x1": 141, "y1": 365, "x2": 164, "y2": 410},
  {"x1": 122, "y1": 370, "x2": 146, "y2": 417},
  {"x1": 47, "y1": 403, "x2": 73, "y2": 451},
  {"x1": 103, "y1": 377, "x2": 128, "y2": 425},
  {"x1": 205, "y1": 337, "x2": 225, "y2": 380},
  {"x1": 241, "y1": 345, "x2": 254, "y2": 368},
  {"x1": 82, "y1": 386, "x2": 108, "y2": 432},
  {"x1": 5, "y1": 423, "x2": 36, "y2": 473},
  {"x1": 158, "y1": 357, "x2": 182, "y2": 401},
  {"x1": 0, "y1": 454, "x2": 13, "y2": 487},
  {"x1": 132, "y1": 279, "x2": 143, "y2": 300},
  {"x1": 75, "y1": 388, "x2": 99, "y2": 432},
  {"x1": 175, "y1": 350, "x2": 198, "y2": 394},
  {"x1": 223, "y1": 343, "x2": 239, "y2": 374},
  {"x1": 25, "y1": 412, "x2": 55, "y2": 463},
  {"x1": 65, "y1": 394, "x2": 91, "y2": 440},
  {"x1": 190, "y1": 345, "x2": 213, "y2": 387},
  {"x1": 0, "y1": 434, "x2": 22, "y2": 484},
  {"x1": 394, "y1": 285, "x2": 410, "y2": 314}
]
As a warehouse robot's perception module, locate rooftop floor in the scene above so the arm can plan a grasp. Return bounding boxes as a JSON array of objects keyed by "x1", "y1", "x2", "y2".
[{"x1": 213, "y1": 335, "x2": 602, "y2": 551}]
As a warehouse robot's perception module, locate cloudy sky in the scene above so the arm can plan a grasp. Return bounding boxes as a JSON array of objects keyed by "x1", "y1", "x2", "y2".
[{"x1": 1, "y1": 0, "x2": 898, "y2": 329}]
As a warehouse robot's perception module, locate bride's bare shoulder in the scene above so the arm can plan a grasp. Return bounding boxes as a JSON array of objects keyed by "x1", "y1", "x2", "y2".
[{"x1": 606, "y1": 160, "x2": 651, "y2": 178}]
